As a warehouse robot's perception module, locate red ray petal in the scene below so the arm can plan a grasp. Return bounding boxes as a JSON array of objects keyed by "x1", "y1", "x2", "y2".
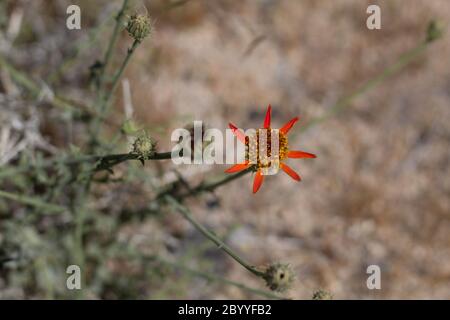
[
  {"x1": 263, "y1": 104, "x2": 272, "y2": 129},
  {"x1": 253, "y1": 171, "x2": 264, "y2": 193},
  {"x1": 287, "y1": 151, "x2": 317, "y2": 159},
  {"x1": 281, "y1": 163, "x2": 301, "y2": 181},
  {"x1": 280, "y1": 117, "x2": 299, "y2": 135},
  {"x1": 229, "y1": 123, "x2": 246, "y2": 143},
  {"x1": 225, "y1": 162, "x2": 250, "y2": 173}
]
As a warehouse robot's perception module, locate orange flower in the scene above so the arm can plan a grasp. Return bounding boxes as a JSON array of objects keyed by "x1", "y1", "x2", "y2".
[{"x1": 226, "y1": 105, "x2": 316, "y2": 193}]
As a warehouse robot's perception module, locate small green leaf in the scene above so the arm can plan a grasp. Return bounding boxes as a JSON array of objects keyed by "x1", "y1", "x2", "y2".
[
  {"x1": 121, "y1": 119, "x2": 140, "y2": 135},
  {"x1": 68, "y1": 144, "x2": 81, "y2": 155}
]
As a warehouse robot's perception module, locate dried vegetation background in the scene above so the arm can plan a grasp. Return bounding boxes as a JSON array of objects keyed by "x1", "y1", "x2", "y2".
[{"x1": 0, "y1": 0, "x2": 449, "y2": 299}]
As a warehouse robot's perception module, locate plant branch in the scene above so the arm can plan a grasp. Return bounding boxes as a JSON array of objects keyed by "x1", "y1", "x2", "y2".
[
  {"x1": 299, "y1": 38, "x2": 434, "y2": 134},
  {"x1": 0, "y1": 152, "x2": 173, "y2": 182},
  {"x1": 98, "y1": 0, "x2": 130, "y2": 92},
  {"x1": 149, "y1": 256, "x2": 285, "y2": 300},
  {"x1": 156, "y1": 167, "x2": 253, "y2": 200},
  {"x1": 94, "y1": 151, "x2": 172, "y2": 171},
  {"x1": 91, "y1": 39, "x2": 141, "y2": 140},
  {"x1": 164, "y1": 195, "x2": 265, "y2": 278},
  {"x1": 0, "y1": 190, "x2": 65, "y2": 214},
  {"x1": 0, "y1": 55, "x2": 90, "y2": 117},
  {"x1": 184, "y1": 167, "x2": 254, "y2": 197}
]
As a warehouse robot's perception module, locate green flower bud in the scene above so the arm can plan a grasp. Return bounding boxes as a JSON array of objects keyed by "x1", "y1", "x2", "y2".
[
  {"x1": 426, "y1": 20, "x2": 444, "y2": 43},
  {"x1": 126, "y1": 14, "x2": 152, "y2": 42},
  {"x1": 312, "y1": 289, "x2": 333, "y2": 300},
  {"x1": 262, "y1": 263, "x2": 295, "y2": 293},
  {"x1": 132, "y1": 132, "x2": 156, "y2": 162}
]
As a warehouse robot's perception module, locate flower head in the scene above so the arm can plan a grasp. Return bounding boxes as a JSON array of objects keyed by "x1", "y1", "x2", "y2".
[
  {"x1": 312, "y1": 289, "x2": 333, "y2": 300},
  {"x1": 226, "y1": 105, "x2": 316, "y2": 193},
  {"x1": 262, "y1": 263, "x2": 296, "y2": 292},
  {"x1": 132, "y1": 131, "x2": 156, "y2": 163},
  {"x1": 127, "y1": 14, "x2": 152, "y2": 42}
]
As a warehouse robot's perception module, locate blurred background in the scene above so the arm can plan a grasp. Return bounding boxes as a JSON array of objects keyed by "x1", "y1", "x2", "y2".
[{"x1": 0, "y1": 0, "x2": 449, "y2": 299}]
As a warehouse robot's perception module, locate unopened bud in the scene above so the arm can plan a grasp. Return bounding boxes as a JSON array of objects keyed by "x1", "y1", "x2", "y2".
[
  {"x1": 132, "y1": 132, "x2": 156, "y2": 162},
  {"x1": 312, "y1": 289, "x2": 333, "y2": 300},
  {"x1": 262, "y1": 263, "x2": 295, "y2": 292},
  {"x1": 127, "y1": 14, "x2": 152, "y2": 42},
  {"x1": 426, "y1": 20, "x2": 444, "y2": 43}
]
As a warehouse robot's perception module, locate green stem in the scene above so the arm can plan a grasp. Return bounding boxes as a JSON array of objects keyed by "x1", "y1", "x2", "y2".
[
  {"x1": 0, "y1": 190, "x2": 65, "y2": 214},
  {"x1": 108, "y1": 39, "x2": 140, "y2": 102},
  {"x1": 0, "y1": 152, "x2": 173, "y2": 181},
  {"x1": 0, "y1": 55, "x2": 87, "y2": 117},
  {"x1": 165, "y1": 195, "x2": 265, "y2": 278},
  {"x1": 157, "y1": 167, "x2": 253, "y2": 200},
  {"x1": 187, "y1": 167, "x2": 253, "y2": 195},
  {"x1": 300, "y1": 41, "x2": 429, "y2": 133},
  {"x1": 98, "y1": 0, "x2": 130, "y2": 92},
  {"x1": 91, "y1": 39, "x2": 140, "y2": 141},
  {"x1": 150, "y1": 256, "x2": 285, "y2": 299},
  {"x1": 94, "y1": 152, "x2": 172, "y2": 171}
]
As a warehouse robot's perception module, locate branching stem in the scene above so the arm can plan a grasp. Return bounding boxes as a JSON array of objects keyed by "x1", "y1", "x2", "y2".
[{"x1": 165, "y1": 195, "x2": 265, "y2": 278}]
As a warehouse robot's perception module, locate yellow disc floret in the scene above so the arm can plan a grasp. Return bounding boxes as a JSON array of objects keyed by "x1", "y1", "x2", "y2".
[{"x1": 245, "y1": 128, "x2": 289, "y2": 172}]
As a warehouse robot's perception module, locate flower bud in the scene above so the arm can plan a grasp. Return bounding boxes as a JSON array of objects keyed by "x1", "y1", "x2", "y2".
[
  {"x1": 132, "y1": 132, "x2": 156, "y2": 162},
  {"x1": 126, "y1": 14, "x2": 152, "y2": 42},
  {"x1": 312, "y1": 289, "x2": 333, "y2": 300},
  {"x1": 262, "y1": 263, "x2": 295, "y2": 292},
  {"x1": 426, "y1": 20, "x2": 444, "y2": 43}
]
